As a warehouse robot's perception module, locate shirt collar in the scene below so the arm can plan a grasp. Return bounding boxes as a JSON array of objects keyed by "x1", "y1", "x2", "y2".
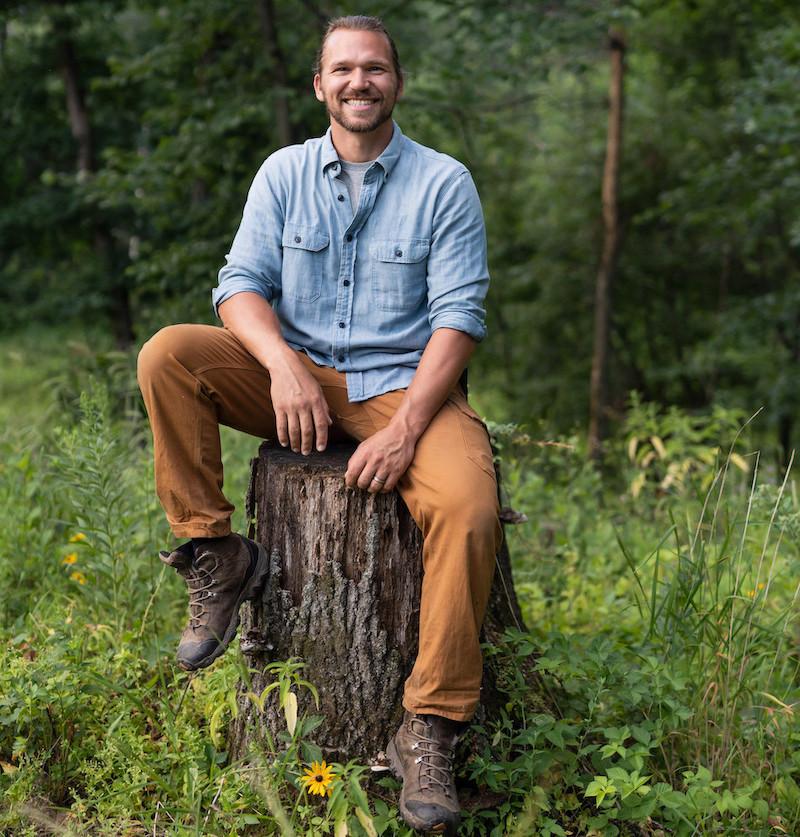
[{"x1": 321, "y1": 121, "x2": 404, "y2": 181}]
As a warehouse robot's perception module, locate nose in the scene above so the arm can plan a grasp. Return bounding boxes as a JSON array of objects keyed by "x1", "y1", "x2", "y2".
[{"x1": 349, "y1": 68, "x2": 369, "y2": 90}]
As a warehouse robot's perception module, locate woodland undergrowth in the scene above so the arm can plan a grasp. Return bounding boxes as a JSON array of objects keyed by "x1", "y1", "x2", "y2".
[{"x1": 1, "y1": 331, "x2": 799, "y2": 836}]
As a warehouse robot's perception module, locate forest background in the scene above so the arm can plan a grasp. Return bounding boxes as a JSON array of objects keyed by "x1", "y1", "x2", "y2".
[{"x1": 2, "y1": 0, "x2": 800, "y2": 835}]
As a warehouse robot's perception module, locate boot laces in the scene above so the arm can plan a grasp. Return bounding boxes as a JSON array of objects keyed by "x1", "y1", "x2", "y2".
[
  {"x1": 409, "y1": 716, "x2": 456, "y2": 797},
  {"x1": 185, "y1": 556, "x2": 219, "y2": 630}
]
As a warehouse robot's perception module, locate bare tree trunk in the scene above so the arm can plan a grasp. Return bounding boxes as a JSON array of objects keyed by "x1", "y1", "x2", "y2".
[
  {"x1": 588, "y1": 31, "x2": 626, "y2": 461},
  {"x1": 228, "y1": 443, "x2": 548, "y2": 763},
  {"x1": 55, "y1": 23, "x2": 135, "y2": 348},
  {"x1": 258, "y1": 0, "x2": 293, "y2": 148},
  {"x1": 57, "y1": 36, "x2": 94, "y2": 176},
  {"x1": 1, "y1": 17, "x2": 8, "y2": 69}
]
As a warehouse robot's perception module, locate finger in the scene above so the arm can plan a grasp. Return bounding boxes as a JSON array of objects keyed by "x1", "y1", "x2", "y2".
[
  {"x1": 381, "y1": 473, "x2": 399, "y2": 493},
  {"x1": 299, "y1": 409, "x2": 314, "y2": 456},
  {"x1": 371, "y1": 474, "x2": 390, "y2": 494},
  {"x1": 357, "y1": 466, "x2": 377, "y2": 490},
  {"x1": 275, "y1": 411, "x2": 289, "y2": 447},
  {"x1": 312, "y1": 402, "x2": 329, "y2": 452},
  {"x1": 364, "y1": 471, "x2": 388, "y2": 493},
  {"x1": 287, "y1": 412, "x2": 302, "y2": 453},
  {"x1": 345, "y1": 451, "x2": 365, "y2": 488}
]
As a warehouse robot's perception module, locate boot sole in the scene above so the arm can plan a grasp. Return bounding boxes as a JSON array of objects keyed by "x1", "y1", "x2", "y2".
[
  {"x1": 177, "y1": 539, "x2": 269, "y2": 671},
  {"x1": 386, "y1": 739, "x2": 454, "y2": 835}
]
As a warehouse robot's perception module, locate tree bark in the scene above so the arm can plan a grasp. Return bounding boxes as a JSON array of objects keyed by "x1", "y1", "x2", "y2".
[
  {"x1": 588, "y1": 30, "x2": 626, "y2": 461},
  {"x1": 56, "y1": 35, "x2": 94, "y2": 177},
  {"x1": 228, "y1": 442, "x2": 545, "y2": 763},
  {"x1": 258, "y1": 0, "x2": 293, "y2": 148},
  {"x1": 54, "y1": 21, "x2": 135, "y2": 348}
]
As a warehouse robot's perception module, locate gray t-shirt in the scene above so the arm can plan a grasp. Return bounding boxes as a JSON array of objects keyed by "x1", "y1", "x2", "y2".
[{"x1": 339, "y1": 159, "x2": 374, "y2": 213}]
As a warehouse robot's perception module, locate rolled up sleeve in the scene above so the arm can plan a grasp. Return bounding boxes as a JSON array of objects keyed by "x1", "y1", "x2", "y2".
[
  {"x1": 426, "y1": 170, "x2": 489, "y2": 342},
  {"x1": 212, "y1": 157, "x2": 284, "y2": 316}
]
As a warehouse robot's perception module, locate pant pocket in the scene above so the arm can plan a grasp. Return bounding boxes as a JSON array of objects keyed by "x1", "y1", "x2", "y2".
[{"x1": 449, "y1": 397, "x2": 497, "y2": 480}]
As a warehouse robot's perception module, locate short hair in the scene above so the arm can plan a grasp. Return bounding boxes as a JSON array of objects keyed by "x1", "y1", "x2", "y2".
[{"x1": 313, "y1": 15, "x2": 403, "y2": 81}]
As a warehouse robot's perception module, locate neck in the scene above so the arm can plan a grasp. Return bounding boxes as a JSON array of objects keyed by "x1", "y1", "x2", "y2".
[{"x1": 330, "y1": 119, "x2": 394, "y2": 162}]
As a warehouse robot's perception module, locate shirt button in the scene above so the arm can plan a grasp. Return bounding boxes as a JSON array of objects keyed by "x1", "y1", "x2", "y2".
[
  {"x1": 346, "y1": 234, "x2": 353, "y2": 242},
  {"x1": 343, "y1": 279, "x2": 350, "y2": 286},
  {"x1": 337, "y1": 354, "x2": 344, "y2": 362},
  {"x1": 338, "y1": 322, "x2": 345, "y2": 328},
  {"x1": 294, "y1": 235, "x2": 301, "y2": 243},
  {"x1": 395, "y1": 249, "x2": 403, "y2": 257},
  {"x1": 337, "y1": 194, "x2": 345, "y2": 202}
]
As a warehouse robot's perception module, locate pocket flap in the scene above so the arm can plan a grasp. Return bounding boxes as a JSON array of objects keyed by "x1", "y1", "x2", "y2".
[
  {"x1": 371, "y1": 239, "x2": 430, "y2": 264},
  {"x1": 282, "y1": 224, "x2": 329, "y2": 252}
]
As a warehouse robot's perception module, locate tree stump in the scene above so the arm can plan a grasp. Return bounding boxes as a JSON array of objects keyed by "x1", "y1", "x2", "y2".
[{"x1": 228, "y1": 441, "x2": 540, "y2": 764}]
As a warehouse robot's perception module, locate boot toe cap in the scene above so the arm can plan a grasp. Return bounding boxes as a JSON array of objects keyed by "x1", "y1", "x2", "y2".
[
  {"x1": 177, "y1": 638, "x2": 220, "y2": 670},
  {"x1": 404, "y1": 799, "x2": 460, "y2": 831}
]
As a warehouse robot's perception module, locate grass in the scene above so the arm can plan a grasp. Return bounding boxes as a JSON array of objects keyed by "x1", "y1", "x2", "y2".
[{"x1": 1, "y1": 324, "x2": 800, "y2": 835}]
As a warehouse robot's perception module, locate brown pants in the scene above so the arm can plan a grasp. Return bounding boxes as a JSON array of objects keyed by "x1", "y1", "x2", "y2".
[{"x1": 137, "y1": 324, "x2": 502, "y2": 720}]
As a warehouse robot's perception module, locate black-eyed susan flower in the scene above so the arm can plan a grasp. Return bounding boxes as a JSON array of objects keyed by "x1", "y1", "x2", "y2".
[
  {"x1": 68, "y1": 533, "x2": 87, "y2": 543},
  {"x1": 299, "y1": 761, "x2": 335, "y2": 796},
  {"x1": 62, "y1": 553, "x2": 78, "y2": 565},
  {"x1": 69, "y1": 571, "x2": 87, "y2": 585}
]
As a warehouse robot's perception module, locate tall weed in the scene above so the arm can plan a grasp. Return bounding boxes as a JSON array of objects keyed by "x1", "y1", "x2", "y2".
[{"x1": 50, "y1": 383, "x2": 171, "y2": 638}]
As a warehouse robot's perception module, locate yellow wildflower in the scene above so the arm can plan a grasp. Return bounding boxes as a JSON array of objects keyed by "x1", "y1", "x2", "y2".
[
  {"x1": 747, "y1": 589, "x2": 755, "y2": 598},
  {"x1": 62, "y1": 553, "x2": 78, "y2": 565},
  {"x1": 758, "y1": 582, "x2": 765, "y2": 591},
  {"x1": 299, "y1": 761, "x2": 335, "y2": 797},
  {"x1": 70, "y1": 571, "x2": 87, "y2": 585},
  {"x1": 69, "y1": 533, "x2": 87, "y2": 543}
]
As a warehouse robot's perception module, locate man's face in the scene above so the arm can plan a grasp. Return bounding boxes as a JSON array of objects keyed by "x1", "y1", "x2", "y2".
[{"x1": 313, "y1": 29, "x2": 402, "y2": 134}]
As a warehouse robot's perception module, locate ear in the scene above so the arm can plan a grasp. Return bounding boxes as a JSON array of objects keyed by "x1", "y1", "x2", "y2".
[{"x1": 313, "y1": 73, "x2": 324, "y2": 103}]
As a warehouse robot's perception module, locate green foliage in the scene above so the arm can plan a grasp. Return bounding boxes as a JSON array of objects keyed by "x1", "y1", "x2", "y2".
[
  {"x1": 3, "y1": 0, "x2": 800, "y2": 456},
  {"x1": 1, "y1": 337, "x2": 800, "y2": 834},
  {"x1": 622, "y1": 392, "x2": 751, "y2": 502}
]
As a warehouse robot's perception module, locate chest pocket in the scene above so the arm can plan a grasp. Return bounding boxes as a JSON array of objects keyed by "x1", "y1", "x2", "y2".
[
  {"x1": 371, "y1": 238, "x2": 430, "y2": 312},
  {"x1": 281, "y1": 223, "x2": 329, "y2": 302}
]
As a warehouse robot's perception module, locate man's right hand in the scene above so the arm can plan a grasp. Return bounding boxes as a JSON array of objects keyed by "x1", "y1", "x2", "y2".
[
  {"x1": 268, "y1": 349, "x2": 332, "y2": 455},
  {"x1": 217, "y1": 293, "x2": 332, "y2": 455}
]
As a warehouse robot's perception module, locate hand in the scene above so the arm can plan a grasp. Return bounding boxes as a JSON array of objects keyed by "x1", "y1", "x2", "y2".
[
  {"x1": 345, "y1": 424, "x2": 416, "y2": 493},
  {"x1": 268, "y1": 351, "x2": 332, "y2": 455}
]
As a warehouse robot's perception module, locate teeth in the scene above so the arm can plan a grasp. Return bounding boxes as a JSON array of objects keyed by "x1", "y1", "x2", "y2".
[{"x1": 345, "y1": 99, "x2": 375, "y2": 106}]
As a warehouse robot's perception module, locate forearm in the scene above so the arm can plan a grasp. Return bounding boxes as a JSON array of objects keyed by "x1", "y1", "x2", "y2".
[
  {"x1": 219, "y1": 292, "x2": 332, "y2": 454},
  {"x1": 390, "y1": 328, "x2": 476, "y2": 443},
  {"x1": 217, "y1": 292, "x2": 294, "y2": 372}
]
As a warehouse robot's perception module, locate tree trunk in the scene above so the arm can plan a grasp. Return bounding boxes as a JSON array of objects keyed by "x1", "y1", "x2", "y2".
[
  {"x1": 56, "y1": 35, "x2": 94, "y2": 177},
  {"x1": 258, "y1": 0, "x2": 293, "y2": 148},
  {"x1": 55, "y1": 21, "x2": 135, "y2": 349},
  {"x1": 228, "y1": 442, "x2": 544, "y2": 763},
  {"x1": 588, "y1": 30, "x2": 626, "y2": 461}
]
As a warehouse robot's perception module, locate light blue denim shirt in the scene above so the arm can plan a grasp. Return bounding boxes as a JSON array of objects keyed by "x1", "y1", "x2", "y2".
[{"x1": 212, "y1": 122, "x2": 489, "y2": 402}]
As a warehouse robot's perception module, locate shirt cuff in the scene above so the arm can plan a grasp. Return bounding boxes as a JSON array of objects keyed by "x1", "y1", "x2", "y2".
[
  {"x1": 212, "y1": 280, "x2": 273, "y2": 318},
  {"x1": 429, "y1": 310, "x2": 486, "y2": 342}
]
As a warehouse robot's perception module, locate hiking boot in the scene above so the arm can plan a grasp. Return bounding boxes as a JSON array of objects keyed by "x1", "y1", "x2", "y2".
[
  {"x1": 159, "y1": 534, "x2": 268, "y2": 671},
  {"x1": 386, "y1": 710, "x2": 462, "y2": 835}
]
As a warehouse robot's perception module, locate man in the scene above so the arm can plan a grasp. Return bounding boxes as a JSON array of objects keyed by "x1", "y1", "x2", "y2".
[{"x1": 137, "y1": 15, "x2": 501, "y2": 834}]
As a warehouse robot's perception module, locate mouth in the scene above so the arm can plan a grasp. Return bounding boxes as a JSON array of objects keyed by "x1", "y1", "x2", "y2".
[{"x1": 341, "y1": 97, "x2": 379, "y2": 111}]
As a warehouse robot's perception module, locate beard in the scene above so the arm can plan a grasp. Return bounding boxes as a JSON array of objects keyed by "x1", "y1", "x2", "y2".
[{"x1": 325, "y1": 89, "x2": 398, "y2": 134}]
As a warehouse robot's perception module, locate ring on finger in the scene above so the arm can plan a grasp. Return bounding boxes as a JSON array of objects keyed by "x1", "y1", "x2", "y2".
[{"x1": 371, "y1": 475, "x2": 387, "y2": 485}]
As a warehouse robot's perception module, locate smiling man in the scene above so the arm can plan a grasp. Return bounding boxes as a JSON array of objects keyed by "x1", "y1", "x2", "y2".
[{"x1": 137, "y1": 15, "x2": 501, "y2": 834}]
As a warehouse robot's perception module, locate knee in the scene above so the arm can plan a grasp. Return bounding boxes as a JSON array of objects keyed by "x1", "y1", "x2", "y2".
[
  {"x1": 431, "y1": 485, "x2": 500, "y2": 545},
  {"x1": 137, "y1": 324, "x2": 191, "y2": 388}
]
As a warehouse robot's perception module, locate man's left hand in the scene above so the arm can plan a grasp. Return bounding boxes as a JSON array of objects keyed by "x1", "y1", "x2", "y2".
[{"x1": 345, "y1": 425, "x2": 416, "y2": 494}]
